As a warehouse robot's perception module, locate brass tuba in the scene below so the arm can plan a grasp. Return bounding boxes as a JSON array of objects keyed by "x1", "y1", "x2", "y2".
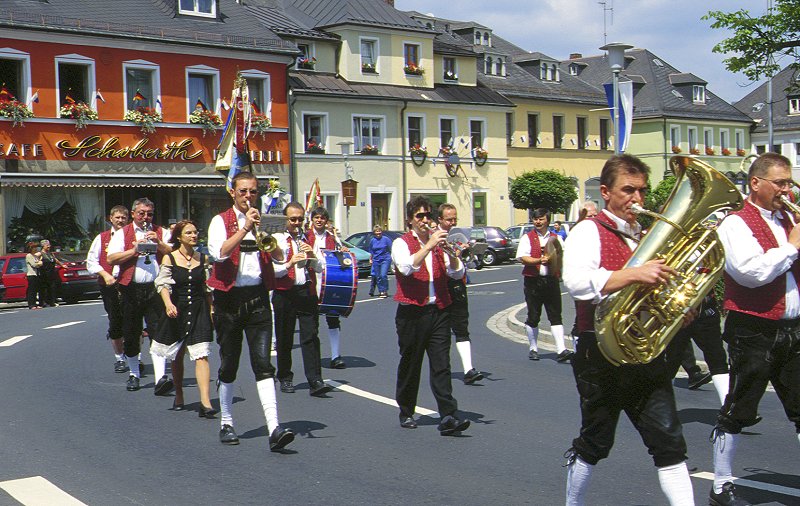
[{"x1": 593, "y1": 156, "x2": 744, "y2": 366}]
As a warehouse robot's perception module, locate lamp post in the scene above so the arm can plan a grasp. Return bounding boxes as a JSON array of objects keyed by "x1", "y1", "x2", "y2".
[{"x1": 600, "y1": 42, "x2": 632, "y2": 154}]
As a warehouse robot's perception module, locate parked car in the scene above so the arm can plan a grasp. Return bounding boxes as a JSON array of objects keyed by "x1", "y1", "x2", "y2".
[
  {"x1": 470, "y1": 227, "x2": 515, "y2": 266},
  {"x1": 344, "y1": 230, "x2": 404, "y2": 251},
  {"x1": 340, "y1": 240, "x2": 371, "y2": 278},
  {"x1": 505, "y1": 224, "x2": 535, "y2": 250},
  {"x1": 0, "y1": 253, "x2": 100, "y2": 304}
]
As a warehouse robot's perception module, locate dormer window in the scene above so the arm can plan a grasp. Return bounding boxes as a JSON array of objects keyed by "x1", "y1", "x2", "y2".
[
  {"x1": 483, "y1": 33, "x2": 490, "y2": 46},
  {"x1": 569, "y1": 63, "x2": 579, "y2": 76},
  {"x1": 539, "y1": 62, "x2": 560, "y2": 82},
  {"x1": 443, "y1": 57, "x2": 457, "y2": 81},
  {"x1": 179, "y1": 0, "x2": 216, "y2": 18},
  {"x1": 486, "y1": 57, "x2": 493, "y2": 75},
  {"x1": 540, "y1": 63, "x2": 547, "y2": 80},
  {"x1": 692, "y1": 85, "x2": 706, "y2": 104},
  {"x1": 495, "y1": 58, "x2": 503, "y2": 76},
  {"x1": 789, "y1": 96, "x2": 800, "y2": 115},
  {"x1": 475, "y1": 31, "x2": 481, "y2": 45}
]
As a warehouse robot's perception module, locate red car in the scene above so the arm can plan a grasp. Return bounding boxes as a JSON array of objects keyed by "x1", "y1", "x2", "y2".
[{"x1": 0, "y1": 253, "x2": 100, "y2": 304}]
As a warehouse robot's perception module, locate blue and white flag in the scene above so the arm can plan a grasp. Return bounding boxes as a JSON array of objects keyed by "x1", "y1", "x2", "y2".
[
  {"x1": 27, "y1": 90, "x2": 39, "y2": 106},
  {"x1": 603, "y1": 80, "x2": 633, "y2": 152}
]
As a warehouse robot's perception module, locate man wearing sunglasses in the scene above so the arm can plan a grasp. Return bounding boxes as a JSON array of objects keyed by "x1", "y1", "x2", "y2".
[
  {"x1": 108, "y1": 197, "x2": 172, "y2": 393},
  {"x1": 207, "y1": 171, "x2": 294, "y2": 451},
  {"x1": 271, "y1": 202, "x2": 331, "y2": 398},
  {"x1": 391, "y1": 196, "x2": 469, "y2": 435}
]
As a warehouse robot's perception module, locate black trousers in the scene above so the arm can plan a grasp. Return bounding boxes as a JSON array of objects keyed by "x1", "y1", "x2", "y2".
[
  {"x1": 272, "y1": 285, "x2": 322, "y2": 383},
  {"x1": 716, "y1": 311, "x2": 800, "y2": 434},
  {"x1": 39, "y1": 269, "x2": 58, "y2": 306},
  {"x1": 26, "y1": 275, "x2": 40, "y2": 308},
  {"x1": 325, "y1": 315, "x2": 340, "y2": 329},
  {"x1": 570, "y1": 332, "x2": 688, "y2": 467},
  {"x1": 100, "y1": 283, "x2": 124, "y2": 341},
  {"x1": 395, "y1": 304, "x2": 458, "y2": 419},
  {"x1": 447, "y1": 278, "x2": 470, "y2": 341},
  {"x1": 213, "y1": 286, "x2": 275, "y2": 383},
  {"x1": 523, "y1": 275, "x2": 562, "y2": 327},
  {"x1": 674, "y1": 305, "x2": 728, "y2": 376},
  {"x1": 120, "y1": 282, "x2": 162, "y2": 357}
]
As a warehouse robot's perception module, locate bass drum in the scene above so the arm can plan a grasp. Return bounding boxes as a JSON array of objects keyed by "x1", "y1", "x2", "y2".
[{"x1": 317, "y1": 249, "x2": 358, "y2": 317}]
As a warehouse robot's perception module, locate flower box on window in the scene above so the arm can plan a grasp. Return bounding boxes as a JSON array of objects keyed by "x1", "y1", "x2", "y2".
[
  {"x1": 705, "y1": 146, "x2": 715, "y2": 156},
  {"x1": 189, "y1": 109, "x2": 222, "y2": 137},
  {"x1": 298, "y1": 57, "x2": 317, "y2": 70},
  {"x1": 444, "y1": 70, "x2": 458, "y2": 81},
  {"x1": 404, "y1": 63, "x2": 424, "y2": 76},
  {"x1": 306, "y1": 140, "x2": 325, "y2": 154},
  {"x1": 736, "y1": 148, "x2": 747, "y2": 157},
  {"x1": 671, "y1": 145, "x2": 681, "y2": 154},
  {"x1": 124, "y1": 106, "x2": 162, "y2": 135},
  {"x1": 60, "y1": 102, "x2": 98, "y2": 130},
  {"x1": 362, "y1": 63, "x2": 377, "y2": 73},
  {"x1": 721, "y1": 148, "x2": 732, "y2": 156},
  {"x1": 689, "y1": 147, "x2": 701, "y2": 155},
  {"x1": 360, "y1": 144, "x2": 379, "y2": 155},
  {"x1": 251, "y1": 113, "x2": 271, "y2": 139},
  {"x1": 0, "y1": 99, "x2": 34, "y2": 127}
]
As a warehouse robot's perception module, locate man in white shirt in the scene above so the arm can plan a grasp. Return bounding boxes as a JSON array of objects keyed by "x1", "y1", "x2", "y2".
[
  {"x1": 709, "y1": 152, "x2": 800, "y2": 506},
  {"x1": 86, "y1": 205, "x2": 129, "y2": 373},
  {"x1": 561, "y1": 155, "x2": 694, "y2": 505},
  {"x1": 392, "y1": 196, "x2": 469, "y2": 435}
]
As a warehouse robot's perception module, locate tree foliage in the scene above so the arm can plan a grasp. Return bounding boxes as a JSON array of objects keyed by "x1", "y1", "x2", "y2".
[
  {"x1": 705, "y1": 1, "x2": 800, "y2": 85},
  {"x1": 509, "y1": 170, "x2": 578, "y2": 214}
]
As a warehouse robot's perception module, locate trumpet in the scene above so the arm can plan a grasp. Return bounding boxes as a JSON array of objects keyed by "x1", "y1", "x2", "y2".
[
  {"x1": 420, "y1": 222, "x2": 471, "y2": 259},
  {"x1": 781, "y1": 195, "x2": 800, "y2": 218},
  {"x1": 245, "y1": 201, "x2": 278, "y2": 253}
]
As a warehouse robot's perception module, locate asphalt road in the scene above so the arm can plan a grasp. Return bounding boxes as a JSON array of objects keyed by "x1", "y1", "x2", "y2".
[{"x1": 0, "y1": 264, "x2": 797, "y2": 505}]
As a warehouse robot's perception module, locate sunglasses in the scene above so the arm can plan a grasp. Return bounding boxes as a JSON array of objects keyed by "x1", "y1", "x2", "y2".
[
  {"x1": 237, "y1": 189, "x2": 259, "y2": 195},
  {"x1": 135, "y1": 211, "x2": 154, "y2": 217},
  {"x1": 414, "y1": 212, "x2": 432, "y2": 220}
]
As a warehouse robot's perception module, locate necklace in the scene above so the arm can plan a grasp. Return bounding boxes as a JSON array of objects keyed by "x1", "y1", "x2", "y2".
[{"x1": 179, "y1": 248, "x2": 195, "y2": 265}]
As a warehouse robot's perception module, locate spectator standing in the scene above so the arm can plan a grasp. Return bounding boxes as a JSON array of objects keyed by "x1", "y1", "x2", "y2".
[
  {"x1": 368, "y1": 226, "x2": 393, "y2": 298},
  {"x1": 25, "y1": 243, "x2": 43, "y2": 310},
  {"x1": 39, "y1": 239, "x2": 66, "y2": 307}
]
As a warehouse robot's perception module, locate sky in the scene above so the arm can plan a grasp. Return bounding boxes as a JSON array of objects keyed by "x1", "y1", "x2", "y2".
[{"x1": 398, "y1": 0, "x2": 774, "y2": 104}]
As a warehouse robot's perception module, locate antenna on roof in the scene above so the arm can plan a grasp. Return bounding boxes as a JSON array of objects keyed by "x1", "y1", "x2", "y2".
[{"x1": 598, "y1": 0, "x2": 614, "y2": 47}]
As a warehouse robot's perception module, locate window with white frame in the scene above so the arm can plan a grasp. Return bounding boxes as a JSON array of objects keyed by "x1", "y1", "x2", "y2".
[
  {"x1": 186, "y1": 66, "x2": 219, "y2": 117},
  {"x1": 704, "y1": 128, "x2": 713, "y2": 151},
  {"x1": 528, "y1": 113, "x2": 539, "y2": 147},
  {"x1": 540, "y1": 63, "x2": 547, "y2": 80},
  {"x1": 443, "y1": 57, "x2": 457, "y2": 81},
  {"x1": 296, "y1": 43, "x2": 314, "y2": 69},
  {"x1": 353, "y1": 116, "x2": 383, "y2": 152},
  {"x1": 241, "y1": 70, "x2": 270, "y2": 118},
  {"x1": 483, "y1": 33, "x2": 490, "y2": 46},
  {"x1": 495, "y1": 58, "x2": 504, "y2": 77},
  {"x1": 670, "y1": 125, "x2": 681, "y2": 149},
  {"x1": 474, "y1": 31, "x2": 481, "y2": 45},
  {"x1": 553, "y1": 115, "x2": 564, "y2": 149},
  {"x1": 688, "y1": 127, "x2": 698, "y2": 151},
  {"x1": 693, "y1": 85, "x2": 706, "y2": 104},
  {"x1": 124, "y1": 61, "x2": 160, "y2": 111},
  {"x1": 790, "y1": 96, "x2": 800, "y2": 115},
  {"x1": 407, "y1": 115, "x2": 423, "y2": 149},
  {"x1": 403, "y1": 44, "x2": 420, "y2": 67},
  {"x1": 569, "y1": 63, "x2": 579, "y2": 76},
  {"x1": 600, "y1": 118, "x2": 610, "y2": 150},
  {"x1": 0, "y1": 48, "x2": 30, "y2": 105},
  {"x1": 360, "y1": 38, "x2": 378, "y2": 73},
  {"x1": 303, "y1": 114, "x2": 326, "y2": 152},
  {"x1": 552, "y1": 64, "x2": 560, "y2": 82},
  {"x1": 179, "y1": 0, "x2": 216, "y2": 18},
  {"x1": 440, "y1": 117, "x2": 454, "y2": 149},
  {"x1": 720, "y1": 130, "x2": 730, "y2": 151},
  {"x1": 470, "y1": 119, "x2": 485, "y2": 149},
  {"x1": 56, "y1": 55, "x2": 95, "y2": 108},
  {"x1": 485, "y1": 57, "x2": 493, "y2": 75},
  {"x1": 735, "y1": 130, "x2": 744, "y2": 151}
]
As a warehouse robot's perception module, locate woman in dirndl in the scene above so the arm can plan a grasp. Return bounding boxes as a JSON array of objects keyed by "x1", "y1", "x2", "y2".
[{"x1": 153, "y1": 220, "x2": 216, "y2": 418}]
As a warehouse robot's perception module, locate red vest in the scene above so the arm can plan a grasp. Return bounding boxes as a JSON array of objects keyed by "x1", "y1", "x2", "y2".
[
  {"x1": 207, "y1": 208, "x2": 276, "y2": 292},
  {"x1": 117, "y1": 223, "x2": 165, "y2": 286},
  {"x1": 394, "y1": 232, "x2": 452, "y2": 309},
  {"x1": 574, "y1": 212, "x2": 633, "y2": 334},
  {"x1": 97, "y1": 229, "x2": 114, "y2": 286},
  {"x1": 723, "y1": 201, "x2": 800, "y2": 320},
  {"x1": 274, "y1": 233, "x2": 299, "y2": 291},
  {"x1": 305, "y1": 229, "x2": 336, "y2": 250},
  {"x1": 521, "y1": 229, "x2": 558, "y2": 277}
]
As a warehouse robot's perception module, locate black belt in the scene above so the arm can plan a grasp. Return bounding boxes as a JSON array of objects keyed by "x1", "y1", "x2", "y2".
[
  {"x1": 728, "y1": 310, "x2": 800, "y2": 331},
  {"x1": 239, "y1": 240, "x2": 258, "y2": 253}
]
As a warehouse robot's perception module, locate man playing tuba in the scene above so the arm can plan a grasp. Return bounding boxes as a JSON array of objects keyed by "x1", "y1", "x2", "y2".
[{"x1": 561, "y1": 155, "x2": 695, "y2": 505}]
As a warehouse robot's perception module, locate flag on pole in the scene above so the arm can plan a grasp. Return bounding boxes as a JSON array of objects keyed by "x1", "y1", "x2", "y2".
[
  {"x1": 195, "y1": 99, "x2": 207, "y2": 111},
  {"x1": 216, "y1": 73, "x2": 252, "y2": 192},
  {"x1": 155, "y1": 98, "x2": 163, "y2": 114},
  {"x1": 603, "y1": 80, "x2": 634, "y2": 153},
  {"x1": 64, "y1": 92, "x2": 76, "y2": 104},
  {"x1": 27, "y1": 90, "x2": 39, "y2": 106},
  {"x1": 133, "y1": 90, "x2": 146, "y2": 102},
  {"x1": 0, "y1": 84, "x2": 14, "y2": 103},
  {"x1": 95, "y1": 90, "x2": 106, "y2": 103},
  {"x1": 220, "y1": 98, "x2": 230, "y2": 111},
  {"x1": 251, "y1": 99, "x2": 261, "y2": 115}
]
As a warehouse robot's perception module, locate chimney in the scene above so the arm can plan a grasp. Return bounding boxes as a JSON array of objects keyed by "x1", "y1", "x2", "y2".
[
  {"x1": 385, "y1": 0, "x2": 395, "y2": 6},
  {"x1": 569, "y1": 53, "x2": 583, "y2": 60}
]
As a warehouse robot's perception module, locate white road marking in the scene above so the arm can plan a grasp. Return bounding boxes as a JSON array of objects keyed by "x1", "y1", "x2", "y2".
[
  {"x1": 0, "y1": 476, "x2": 87, "y2": 505},
  {"x1": 467, "y1": 279, "x2": 518, "y2": 288},
  {"x1": 691, "y1": 471, "x2": 800, "y2": 498},
  {"x1": 43, "y1": 321, "x2": 85, "y2": 329},
  {"x1": 0, "y1": 311, "x2": 20, "y2": 315},
  {"x1": 355, "y1": 297, "x2": 386, "y2": 304},
  {"x1": 325, "y1": 380, "x2": 438, "y2": 417},
  {"x1": 0, "y1": 335, "x2": 33, "y2": 347}
]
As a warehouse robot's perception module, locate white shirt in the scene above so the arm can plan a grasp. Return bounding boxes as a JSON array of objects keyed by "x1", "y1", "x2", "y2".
[
  {"x1": 207, "y1": 207, "x2": 264, "y2": 287},
  {"x1": 515, "y1": 228, "x2": 563, "y2": 277},
  {"x1": 718, "y1": 202, "x2": 800, "y2": 319},
  {"x1": 562, "y1": 210, "x2": 638, "y2": 304},
  {"x1": 86, "y1": 229, "x2": 120, "y2": 278},
  {"x1": 107, "y1": 222, "x2": 170, "y2": 283},
  {"x1": 391, "y1": 232, "x2": 465, "y2": 305},
  {"x1": 272, "y1": 231, "x2": 320, "y2": 286}
]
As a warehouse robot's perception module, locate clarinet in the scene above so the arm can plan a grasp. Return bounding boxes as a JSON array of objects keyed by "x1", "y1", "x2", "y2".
[{"x1": 143, "y1": 220, "x2": 153, "y2": 265}]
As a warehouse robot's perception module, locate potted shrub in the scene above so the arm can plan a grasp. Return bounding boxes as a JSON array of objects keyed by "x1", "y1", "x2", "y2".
[
  {"x1": 0, "y1": 99, "x2": 34, "y2": 127},
  {"x1": 189, "y1": 108, "x2": 222, "y2": 137},
  {"x1": 361, "y1": 144, "x2": 379, "y2": 155},
  {"x1": 60, "y1": 102, "x2": 98, "y2": 130},
  {"x1": 124, "y1": 106, "x2": 162, "y2": 135},
  {"x1": 409, "y1": 144, "x2": 427, "y2": 166}
]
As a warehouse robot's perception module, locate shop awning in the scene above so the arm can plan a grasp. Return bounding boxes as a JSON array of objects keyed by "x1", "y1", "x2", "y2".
[{"x1": 0, "y1": 173, "x2": 278, "y2": 188}]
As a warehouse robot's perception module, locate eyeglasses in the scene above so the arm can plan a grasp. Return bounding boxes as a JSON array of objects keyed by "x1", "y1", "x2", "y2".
[
  {"x1": 237, "y1": 189, "x2": 259, "y2": 195},
  {"x1": 135, "y1": 211, "x2": 154, "y2": 217},
  {"x1": 756, "y1": 176, "x2": 793, "y2": 189},
  {"x1": 287, "y1": 217, "x2": 304, "y2": 223},
  {"x1": 414, "y1": 212, "x2": 432, "y2": 220}
]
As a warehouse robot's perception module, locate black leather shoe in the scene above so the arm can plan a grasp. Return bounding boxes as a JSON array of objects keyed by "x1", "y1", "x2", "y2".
[
  {"x1": 114, "y1": 360, "x2": 129, "y2": 373},
  {"x1": 528, "y1": 350, "x2": 540, "y2": 361},
  {"x1": 555, "y1": 350, "x2": 574, "y2": 363},
  {"x1": 709, "y1": 482, "x2": 751, "y2": 506},
  {"x1": 463, "y1": 368, "x2": 484, "y2": 385},
  {"x1": 438, "y1": 415, "x2": 470, "y2": 436},
  {"x1": 198, "y1": 406, "x2": 217, "y2": 419},
  {"x1": 126, "y1": 375, "x2": 140, "y2": 391},
  {"x1": 279, "y1": 380, "x2": 295, "y2": 393},
  {"x1": 219, "y1": 424, "x2": 239, "y2": 445},
  {"x1": 309, "y1": 379, "x2": 332, "y2": 397},
  {"x1": 688, "y1": 371, "x2": 713, "y2": 390},
  {"x1": 399, "y1": 416, "x2": 417, "y2": 429},
  {"x1": 154, "y1": 375, "x2": 175, "y2": 396},
  {"x1": 269, "y1": 426, "x2": 295, "y2": 451},
  {"x1": 331, "y1": 356, "x2": 346, "y2": 369}
]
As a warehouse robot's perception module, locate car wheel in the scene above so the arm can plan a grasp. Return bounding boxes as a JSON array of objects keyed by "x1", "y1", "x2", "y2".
[
  {"x1": 63, "y1": 296, "x2": 79, "y2": 305},
  {"x1": 482, "y1": 249, "x2": 497, "y2": 266}
]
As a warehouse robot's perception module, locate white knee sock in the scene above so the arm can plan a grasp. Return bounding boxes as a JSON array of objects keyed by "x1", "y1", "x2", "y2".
[
  {"x1": 256, "y1": 379, "x2": 279, "y2": 434},
  {"x1": 219, "y1": 381, "x2": 234, "y2": 427},
  {"x1": 455, "y1": 341, "x2": 473, "y2": 372},
  {"x1": 711, "y1": 374, "x2": 729, "y2": 405},
  {"x1": 656, "y1": 462, "x2": 694, "y2": 506},
  {"x1": 565, "y1": 456, "x2": 593, "y2": 506},
  {"x1": 551, "y1": 324, "x2": 566, "y2": 353},
  {"x1": 126, "y1": 355, "x2": 140, "y2": 379},
  {"x1": 713, "y1": 431, "x2": 737, "y2": 493},
  {"x1": 114, "y1": 352, "x2": 124, "y2": 361},
  {"x1": 525, "y1": 325, "x2": 539, "y2": 352},
  {"x1": 151, "y1": 353, "x2": 166, "y2": 380},
  {"x1": 328, "y1": 327, "x2": 341, "y2": 358}
]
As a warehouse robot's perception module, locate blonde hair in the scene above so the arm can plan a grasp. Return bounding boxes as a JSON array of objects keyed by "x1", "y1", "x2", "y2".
[{"x1": 373, "y1": 225, "x2": 383, "y2": 233}]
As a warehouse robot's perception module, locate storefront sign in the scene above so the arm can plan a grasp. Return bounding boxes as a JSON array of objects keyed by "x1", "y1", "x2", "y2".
[
  {"x1": 0, "y1": 144, "x2": 45, "y2": 158},
  {"x1": 56, "y1": 135, "x2": 203, "y2": 161}
]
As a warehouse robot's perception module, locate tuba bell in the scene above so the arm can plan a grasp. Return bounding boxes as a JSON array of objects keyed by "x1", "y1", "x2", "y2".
[{"x1": 593, "y1": 156, "x2": 744, "y2": 366}]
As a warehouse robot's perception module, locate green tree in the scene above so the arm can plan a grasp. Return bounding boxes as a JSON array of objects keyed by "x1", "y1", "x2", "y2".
[
  {"x1": 509, "y1": 170, "x2": 578, "y2": 215},
  {"x1": 705, "y1": 1, "x2": 800, "y2": 85},
  {"x1": 640, "y1": 176, "x2": 675, "y2": 229}
]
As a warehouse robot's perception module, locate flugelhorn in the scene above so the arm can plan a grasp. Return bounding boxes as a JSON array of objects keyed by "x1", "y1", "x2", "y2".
[
  {"x1": 245, "y1": 201, "x2": 278, "y2": 253},
  {"x1": 420, "y1": 222, "x2": 470, "y2": 259}
]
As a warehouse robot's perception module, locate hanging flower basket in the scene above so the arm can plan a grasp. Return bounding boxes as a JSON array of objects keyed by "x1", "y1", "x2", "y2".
[
  {"x1": 409, "y1": 144, "x2": 427, "y2": 166},
  {"x1": 124, "y1": 106, "x2": 162, "y2": 135},
  {"x1": 251, "y1": 113, "x2": 271, "y2": 140},
  {"x1": 736, "y1": 148, "x2": 746, "y2": 157},
  {"x1": 671, "y1": 145, "x2": 682, "y2": 154},
  {"x1": 0, "y1": 99, "x2": 34, "y2": 127},
  {"x1": 361, "y1": 144, "x2": 379, "y2": 155},
  {"x1": 189, "y1": 109, "x2": 222, "y2": 137},
  {"x1": 472, "y1": 146, "x2": 488, "y2": 166},
  {"x1": 60, "y1": 102, "x2": 98, "y2": 130}
]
